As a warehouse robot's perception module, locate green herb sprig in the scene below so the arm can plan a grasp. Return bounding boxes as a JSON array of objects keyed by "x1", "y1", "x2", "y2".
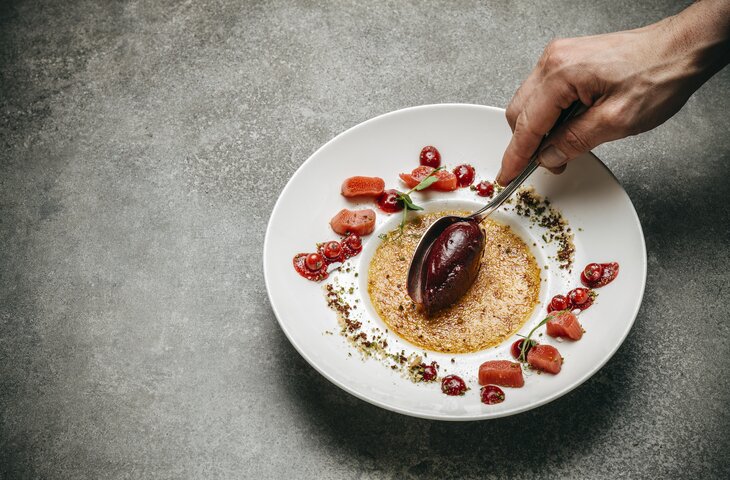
[
  {"x1": 389, "y1": 167, "x2": 445, "y2": 239},
  {"x1": 516, "y1": 312, "x2": 555, "y2": 363}
]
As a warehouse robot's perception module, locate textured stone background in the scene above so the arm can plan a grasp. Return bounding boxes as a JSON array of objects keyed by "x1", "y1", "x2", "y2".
[{"x1": 1, "y1": 0, "x2": 728, "y2": 478}]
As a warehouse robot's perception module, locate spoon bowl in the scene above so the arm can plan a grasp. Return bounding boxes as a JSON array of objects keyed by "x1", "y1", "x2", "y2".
[{"x1": 406, "y1": 215, "x2": 473, "y2": 306}]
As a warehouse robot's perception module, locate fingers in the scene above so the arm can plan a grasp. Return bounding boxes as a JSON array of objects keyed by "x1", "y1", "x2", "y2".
[
  {"x1": 547, "y1": 164, "x2": 567, "y2": 176},
  {"x1": 536, "y1": 107, "x2": 620, "y2": 168},
  {"x1": 506, "y1": 68, "x2": 541, "y2": 131},
  {"x1": 497, "y1": 80, "x2": 576, "y2": 185}
]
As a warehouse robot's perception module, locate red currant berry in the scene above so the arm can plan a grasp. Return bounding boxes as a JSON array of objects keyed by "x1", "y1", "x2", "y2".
[
  {"x1": 344, "y1": 234, "x2": 361, "y2": 250},
  {"x1": 583, "y1": 263, "x2": 603, "y2": 283},
  {"x1": 419, "y1": 146, "x2": 441, "y2": 168},
  {"x1": 453, "y1": 164, "x2": 475, "y2": 187},
  {"x1": 550, "y1": 294, "x2": 569, "y2": 311},
  {"x1": 511, "y1": 338, "x2": 533, "y2": 359},
  {"x1": 322, "y1": 241, "x2": 342, "y2": 260},
  {"x1": 422, "y1": 362, "x2": 438, "y2": 382},
  {"x1": 511, "y1": 339, "x2": 524, "y2": 359},
  {"x1": 480, "y1": 385, "x2": 506, "y2": 405},
  {"x1": 304, "y1": 253, "x2": 324, "y2": 271},
  {"x1": 441, "y1": 375, "x2": 468, "y2": 396},
  {"x1": 475, "y1": 181, "x2": 495, "y2": 197},
  {"x1": 568, "y1": 287, "x2": 590, "y2": 306},
  {"x1": 376, "y1": 189, "x2": 404, "y2": 213}
]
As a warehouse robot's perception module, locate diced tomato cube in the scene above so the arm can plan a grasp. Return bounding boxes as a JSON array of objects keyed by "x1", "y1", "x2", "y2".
[
  {"x1": 478, "y1": 360, "x2": 525, "y2": 388},
  {"x1": 340, "y1": 176, "x2": 385, "y2": 198},
  {"x1": 527, "y1": 344, "x2": 563, "y2": 374},
  {"x1": 546, "y1": 311, "x2": 584, "y2": 340},
  {"x1": 399, "y1": 166, "x2": 458, "y2": 192},
  {"x1": 329, "y1": 208, "x2": 376, "y2": 236}
]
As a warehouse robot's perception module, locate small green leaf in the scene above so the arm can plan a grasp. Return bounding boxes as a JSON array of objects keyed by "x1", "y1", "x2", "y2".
[
  {"x1": 403, "y1": 197, "x2": 423, "y2": 211},
  {"x1": 414, "y1": 175, "x2": 440, "y2": 191},
  {"x1": 398, "y1": 193, "x2": 423, "y2": 211},
  {"x1": 412, "y1": 166, "x2": 445, "y2": 191}
]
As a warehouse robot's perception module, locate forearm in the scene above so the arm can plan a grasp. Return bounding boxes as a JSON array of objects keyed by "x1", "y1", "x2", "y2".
[{"x1": 662, "y1": 0, "x2": 730, "y2": 85}]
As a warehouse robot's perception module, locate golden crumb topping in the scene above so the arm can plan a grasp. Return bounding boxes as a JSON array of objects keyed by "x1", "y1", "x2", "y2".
[{"x1": 368, "y1": 211, "x2": 541, "y2": 354}]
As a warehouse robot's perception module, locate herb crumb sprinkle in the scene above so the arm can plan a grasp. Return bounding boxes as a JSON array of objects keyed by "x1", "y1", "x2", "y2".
[{"x1": 513, "y1": 187, "x2": 575, "y2": 270}]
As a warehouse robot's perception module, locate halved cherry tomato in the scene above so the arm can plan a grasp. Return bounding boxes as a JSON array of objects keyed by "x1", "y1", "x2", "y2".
[{"x1": 399, "y1": 166, "x2": 458, "y2": 191}]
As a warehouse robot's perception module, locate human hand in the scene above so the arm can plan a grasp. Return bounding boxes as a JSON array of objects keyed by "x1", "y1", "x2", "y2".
[{"x1": 497, "y1": 0, "x2": 730, "y2": 186}]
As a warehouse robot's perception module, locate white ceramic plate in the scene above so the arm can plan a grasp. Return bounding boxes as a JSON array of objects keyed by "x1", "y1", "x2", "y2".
[{"x1": 264, "y1": 104, "x2": 646, "y2": 421}]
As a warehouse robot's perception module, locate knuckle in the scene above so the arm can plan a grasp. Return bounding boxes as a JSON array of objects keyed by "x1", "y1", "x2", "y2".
[
  {"x1": 520, "y1": 108, "x2": 549, "y2": 140},
  {"x1": 601, "y1": 102, "x2": 635, "y2": 136},
  {"x1": 515, "y1": 109, "x2": 538, "y2": 138},
  {"x1": 505, "y1": 102, "x2": 519, "y2": 125},
  {"x1": 543, "y1": 39, "x2": 560, "y2": 56},
  {"x1": 541, "y1": 39, "x2": 569, "y2": 71},
  {"x1": 562, "y1": 124, "x2": 593, "y2": 154}
]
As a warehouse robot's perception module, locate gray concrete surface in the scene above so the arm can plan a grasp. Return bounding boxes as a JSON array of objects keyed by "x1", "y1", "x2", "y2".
[{"x1": 1, "y1": 0, "x2": 728, "y2": 478}]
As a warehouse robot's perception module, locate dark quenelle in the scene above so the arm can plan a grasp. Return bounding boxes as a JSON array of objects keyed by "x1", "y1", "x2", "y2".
[{"x1": 420, "y1": 219, "x2": 486, "y2": 314}]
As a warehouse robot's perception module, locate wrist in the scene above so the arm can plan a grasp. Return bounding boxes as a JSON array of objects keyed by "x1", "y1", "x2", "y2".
[{"x1": 661, "y1": 0, "x2": 730, "y2": 82}]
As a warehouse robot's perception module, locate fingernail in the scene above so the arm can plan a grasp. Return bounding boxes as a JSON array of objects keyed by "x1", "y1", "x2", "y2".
[
  {"x1": 538, "y1": 145, "x2": 567, "y2": 168},
  {"x1": 495, "y1": 167, "x2": 504, "y2": 186},
  {"x1": 548, "y1": 164, "x2": 567, "y2": 175}
]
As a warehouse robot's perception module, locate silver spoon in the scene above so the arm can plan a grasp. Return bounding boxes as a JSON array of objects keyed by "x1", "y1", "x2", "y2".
[{"x1": 406, "y1": 102, "x2": 583, "y2": 308}]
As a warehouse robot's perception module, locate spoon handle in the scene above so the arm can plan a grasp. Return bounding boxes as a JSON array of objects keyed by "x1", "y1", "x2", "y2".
[
  {"x1": 470, "y1": 157, "x2": 539, "y2": 220},
  {"x1": 470, "y1": 101, "x2": 584, "y2": 222}
]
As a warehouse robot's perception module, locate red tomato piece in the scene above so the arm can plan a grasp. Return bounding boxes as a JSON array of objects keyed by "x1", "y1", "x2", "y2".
[
  {"x1": 340, "y1": 176, "x2": 385, "y2": 198},
  {"x1": 329, "y1": 208, "x2": 376, "y2": 236},
  {"x1": 527, "y1": 344, "x2": 563, "y2": 374},
  {"x1": 399, "y1": 166, "x2": 429, "y2": 189},
  {"x1": 478, "y1": 360, "x2": 525, "y2": 388},
  {"x1": 399, "y1": 166, "x2": 458, "y2": 192},
  {"x1": 546, "y1": 310, "x2": 584, "y2": 340}
]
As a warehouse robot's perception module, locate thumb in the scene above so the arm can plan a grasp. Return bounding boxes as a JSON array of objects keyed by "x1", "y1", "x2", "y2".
[{"x1": 537, "y1": 108, "x2": 618, "y2": 168}]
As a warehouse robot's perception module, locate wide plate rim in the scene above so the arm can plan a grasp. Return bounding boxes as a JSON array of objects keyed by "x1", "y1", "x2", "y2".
[{"x1": 263, "y1": 103, "x2": 647, "y2": 421}]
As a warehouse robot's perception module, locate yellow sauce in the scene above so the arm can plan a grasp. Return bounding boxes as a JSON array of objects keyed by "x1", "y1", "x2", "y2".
[{"x1": 368, "y1": 211, "x2": 541, "y2": 353}]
